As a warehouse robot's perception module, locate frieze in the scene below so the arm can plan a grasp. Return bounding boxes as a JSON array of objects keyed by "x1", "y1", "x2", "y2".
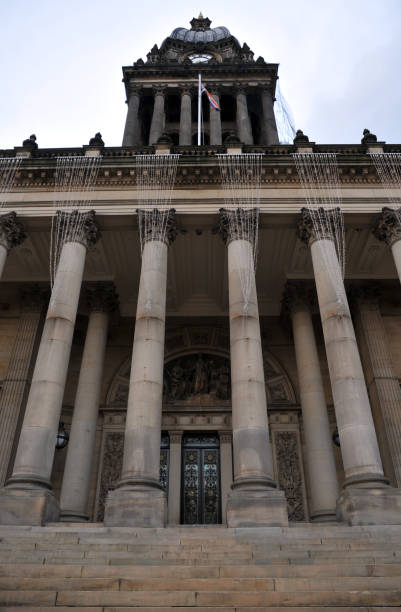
[
  {"x1": 273, "y1": 430, "x2": 306, "y2": 522},
  {"x1": 164, "y1": 353, "x2": 231, "y2": 402}
]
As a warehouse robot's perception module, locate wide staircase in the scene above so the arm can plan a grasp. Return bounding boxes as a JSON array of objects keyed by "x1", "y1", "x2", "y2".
[{"x1": 0, "y1": 523, "x2": 401, "y2": 610}]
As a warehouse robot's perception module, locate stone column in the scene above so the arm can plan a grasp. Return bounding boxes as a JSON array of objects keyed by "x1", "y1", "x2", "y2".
[
  {"x1": 148, "y1": 86, "x2": 166, "y2": 145},
  {"x1": 179, "y1": 87, "x2": 192, "y2": 146},
  {"x1": 298, "y1": 209, "x2": 401, "y2": 525},
  {"x1": 60, "y1": 283, "x2": 118, "y2": 521},
  {"x1": 218, "y1": 209, "x2": 287, "y2": 527},
  {"x1": 104, "y1": 210, "x2": 178, "y2": 527},
  {"x1": 0, "y1": 286, "x2": 47, "y2": 486},
  {"x1": 209, "y1": 86, "x2": 222, "y2": 146},
  {"x1": 374, "y1": 207, "x2": 401, "y2": 282},
  {"x1": 219, "y1": 430, "x2": 233, "y2": 525},
  {"x1": 284, "y1": 283, "x2": 338, "y2": 522},
  {"x1": 167, "y1": 430, "x2": 183, "y2": 525},
  {"x1": 0, "y1": 211, "x2": 99, "y2": 526},
  {"x1": 353, "y1": 288, "x2": 401, "y2": 488},
  {"x1": 0, "y1": 212, "x2": 26, "y2": 279},
  {"x1": 122, "y1": 86, "x2": 142, "y2": 146},
  {"x1": 261, "y1": 88, "x2": 279, "y2": 145},
  {"x1": 236, "y1": 88, "x2": 253, "y2": 145}
]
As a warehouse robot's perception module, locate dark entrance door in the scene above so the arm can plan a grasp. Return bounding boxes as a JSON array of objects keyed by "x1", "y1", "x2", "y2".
[{"x1": 181, "y1": 433, "x2": 221, "y2": 525}]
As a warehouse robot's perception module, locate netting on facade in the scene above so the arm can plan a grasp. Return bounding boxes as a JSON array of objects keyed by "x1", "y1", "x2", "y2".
[
  {"x1": 50, "y1": 156, "x2": 101, "y2": 287},
  {"x1": 370, "y1": 153, "x2": 401, "y2": 222},
  {"x1": 0, "y1": 158, "x2": 22, "y2": 208},
  {"x1": 274, "y1": 82, "x2": 296, "y2": 145},
  {"x1": 135, "y1": 154, "x2": 180, "y2": 253}
]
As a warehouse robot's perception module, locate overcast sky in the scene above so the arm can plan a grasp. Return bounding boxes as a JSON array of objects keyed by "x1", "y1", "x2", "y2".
[{"x1": 1, "y1": 0, "x2": 400, "y2": 149}]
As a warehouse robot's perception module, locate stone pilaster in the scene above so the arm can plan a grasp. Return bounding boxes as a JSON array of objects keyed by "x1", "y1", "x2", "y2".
[
  {"x1": 373, "y1": 207, "x2": 401, "y2": 282},
  {"x1": 179, "y1": 86, "x2": 192, "y2": 146},
  {"x1": 0, "y1": 286, "x2": 47, "y2": 486},
  {"x1": 167, "y1": 430, "x2": 183, "y2": 525},
  {"x1": 0, "y1": 211, "x2": 99, "y2": 526},
  {"x1": 283, "y1": 282, "x2": 338, "y2": 522},
  {"x1": 261, "y1": 88, "x2": 279, "y2": 145},
  {"x1": 60, "y1": 283, "x2": 118, "y2": 521},
  {"x1": 235, "y1": 87, "x2": 253, "y2": 145},
  {"x1": 298, "y1": 209, "x2": 401, "y2": 525},
  {"x1": 218, "y1": 430, "x2": 233, "y2": 525},
  {"x1": 104, "y1": 210, "x2": 179, "y2": 527},
  {"x1": 218, "y1": 209, "x2": 288, "y2": 527},
  {"x1": 122, "y1": 86, "x2": 142, "y2": 146},
  {"x1": 0, "y1": 212, "x2": 26, "y2": 279},
  {"x1": 352, "y1": 287, "x2": 401, "y2": 488},
  {"x1": 148, "y1": 86, "x2": 166, "y2": 145}
]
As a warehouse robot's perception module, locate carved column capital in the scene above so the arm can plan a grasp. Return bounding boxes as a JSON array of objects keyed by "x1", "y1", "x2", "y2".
[
  {"x1": 282, "y1": 282, "x2": 316, "y2": 317},
  {"x1": 0, "y1": 212, "x2": 26, "y2": 251},
  {"x1": 56, "y1": 210, "x2": 100, "y2": 248},
  {"x1": 152, "y1": 84, "x2": 167, "y2": 96},
  {"x1": 168, "y1": 430, "x2": 183, "y2": 445},
  {"x1": 19, "y1": 284, "x2": 49, "y2": 313},
  {"x1": 137, "y1": 208, "x2": 181, "y2": 247},
  {"x1": 235, "y1": 84, "x2": 247, "y2": 96},
  {"x1": 207, "y1": 83, "x2": 220, "y2": 96},
  {"x1": 216, "y1": 207, "x2": 259, "y2": 245},
  {"x1": 85, "y1": 282, "x2": 119, "y2": 313},
  {"x1": 373, "y1": 207, "x2": 401, "y2": 246},
  {"x1": 179, "y1": 84, "x2": 193, "y2": 97},
  {"x1": 128, "y1": 84, "x2": 142, "y2": 99},
  {"x1": 297, "y1": 207, "x2": 339, "y2": 246}
]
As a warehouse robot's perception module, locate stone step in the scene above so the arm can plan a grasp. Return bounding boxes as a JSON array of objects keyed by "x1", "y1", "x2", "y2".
[{"x1": 2, "y1": 608, "x2": 401, "y2": 612}]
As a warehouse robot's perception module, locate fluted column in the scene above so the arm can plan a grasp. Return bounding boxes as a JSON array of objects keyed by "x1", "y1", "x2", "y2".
[
  {"x1": 261, "y1": 88, "x2": 279, "y2": 145},
  {"x1": 60, "y1": 283, "x2": 118, "y2": 521},
  {"x1": 0, "y1": 212, "x2": 26, "y2": 279},
  {"x1": 218, "y1": 209, "x2": 288, "y2": 527},
  {"x1": 122, "y1": 86, "x2": 142, "y2": 146},
  {"x1": 167, "y1": 430, "x2": 183, "y2": 525},
  {"x1": 284, "y1": 283, "x2": 338, "y2": 522},
  {"x1": 374, "y1": 207, "x2": 401, "y2": 282},
  {"x1": 179, "y1": 86, "x2": 192, "y2": 146},
  {"x1": 0, "y1": 211, "x2": 99, "y2": 526},
  {"x1": 298, "y1": 209, "x2": 401, "y2": 525},
  {"x1": 148, "y1": 86, "x2": 166, "y2": 145},
  {"x1": 209, "y1": 86, "x2": 222, "y2": 145},
  {"x1": 0, "y1": 286, "x2": 47, "y2": 486},
  {"x1": 353, "y1": 288, "x2": 401, "y2": 487},
  {"x1": 235, "y1": 88, "x2": 253, "y2": 145},
  {"x1": 104, "y1": 210, "x2": 178, "y2": 527}
]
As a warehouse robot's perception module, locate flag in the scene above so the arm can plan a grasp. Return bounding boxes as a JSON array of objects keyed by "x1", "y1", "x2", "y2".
[{"x1": 201, "y1": 84, "x2": 221, "y2": 111}]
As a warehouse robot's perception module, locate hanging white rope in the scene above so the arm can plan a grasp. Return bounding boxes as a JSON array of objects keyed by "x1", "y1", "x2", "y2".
[
  {"x1": 135, "y1": 154, "x2": 180, "y2": 253},
  {"x1": 50, "y1": 156, "x2": 101, "y2": 287},
  {"x1": 370, "y1": 153, "x2": 401, "y2": 223},
  {"x1": 0, "y1": 158, "x2": 22, "y2": 209},
  {"x1": 217, "y1": 153, "x2": 262, "y2": 306}
]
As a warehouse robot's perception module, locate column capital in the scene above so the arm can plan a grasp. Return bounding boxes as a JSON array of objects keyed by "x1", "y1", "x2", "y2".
[
  {"x1": 235, "y1": 84, "x2": 247, "y2": 96},
  {"x1": 85, "y1": 282, "x2": 119, "y2": 313},
  {"x1": 373, "y1": 207, "x2": 401, "y2": 246},
  {"x1": 127, "y1": 84, "x2": 142, "y2": 98},
  {"x1": 19, "y1": 284, "x2": 49, "y2": 313},
  {"x1": 207, "y1": 83, "x2": 220, "y2": 96},
  {"x1": 178, "y1": 84, "x2": 193, "y2": 97},
  {"x1": 297, "y1": 207, "x2": 339, "y2": 246},
  {"x1": 216, "y1": 207, "x2": 259, "y2": 245},
  {"x1": 56, "y1": 210, "x2": 100, "y2": 248},
  {"x1": 137, "y1": 208, "x2": 181, "y2": 247},
  {"x1": 218, "y1": 430, "x2": 232, "y2": 444},
  {"x1": 0, "y1": 212, "x2": 26, "y2": 252},
  {"x1": 168, "y1": 430, "x2": 183, "y2": 444},
  {"x1": 152, "y1": 84, "x2": 167, "y2": 96},
  {"x1": 282, "y1": 282, "x2": 316, "y2": 316}
]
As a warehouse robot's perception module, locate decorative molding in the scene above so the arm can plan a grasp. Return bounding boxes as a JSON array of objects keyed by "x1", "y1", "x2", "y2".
[
  {"x1": 56, "y1": 210, "x2": 100, "y2": 248},
  {"x1": 273, "y1": 430, "x2": 306, "y2": 522},
  {"x1": 373, "y1": 207, "x2": 401, "y2": 246},
  {"x1": 85, "y1": 282, "x2": 119, "y2": 313},
  {"x1": 0, "y1": 212, "x2": 26, "y2": 251},
  {"x1": 297, "y1": 207, "x2": 341, "y2": 246},
  {"x1": 96, "y1": 432, "x2": 123, "y2": 521}
]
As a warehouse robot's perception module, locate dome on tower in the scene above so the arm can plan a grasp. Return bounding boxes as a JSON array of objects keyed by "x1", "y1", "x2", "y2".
[{"x1": 169, "y1": 14, "x2": 236, "y2": 44}]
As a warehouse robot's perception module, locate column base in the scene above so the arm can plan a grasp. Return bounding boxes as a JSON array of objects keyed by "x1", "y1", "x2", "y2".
[
  {"x1": 59, "y1": 511, "x2": 89, "y2": 522},
  {"x1": 226, "y1": 486, "x2": 288, "y2": 527},
  {"x1": 0, "y1": 487, "x2": 59, "y2": 526},
  {"x1": 104, "y1": 486, "x2": 167, "y2": 527},
  {"x1": 337, "y1": 486, "x2": 401, "y2": 526},
  {"x1": 310, "y1": 509, "x2": 338, "y2": 523}
]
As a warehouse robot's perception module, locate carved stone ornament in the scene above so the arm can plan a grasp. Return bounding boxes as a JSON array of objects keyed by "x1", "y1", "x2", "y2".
[
  {"x1": 137, "y1": 208, "x2": 181, "y2": 247},
  {"x1": 56, "y1": 210, "x2": 100, "y2": 248},
  {"x1": 217, "y1": 207, "x2": 259, "y2": 245},
  {"x1": 293, "y1": 129, "x2": 310, "y2": 144},
  {"x1": 190, "y1": 13, "x2": 212, "y2": 31},
  {"x1": 22, "y1": 134, "x2": 38, "y2": 150},
  {"x1": 164, "y1": 353, "x2": 231, "y2": 402},
  {"x1": 85, "y1": 282, "x2": 119, "y2": 313},
  {"x1": 88, "y1": 132, "x2": 105, "y2": 147},
  {"x1": 97, "y1": 432, "x2": 123, "y2": 521},
  {"x1": 0, "y1": 212, "x2": 26, "y2": 251},
  {"x1": 282, "y1": 281, "x2": 316, "y2": 317},
  {"x1": 373, "y1": 207, "x2": 401, "y2": 246},
  {"x1": 179, "y1": 84, "x2": 193, "y2": 97},
  {"x1": 297, "y1": 207, "x2": 340, "y2": 246},
  {"x1": 361, "y1": 128, "x2": 377, "y2": 145},
  {"x1": 274, "y1": 431, "x2": 306, "y2": 522}
]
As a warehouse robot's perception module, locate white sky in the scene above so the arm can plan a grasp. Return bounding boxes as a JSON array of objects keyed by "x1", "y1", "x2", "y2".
[{"x1": 1, "y1": 0, "x2": 400, "y2": 149}]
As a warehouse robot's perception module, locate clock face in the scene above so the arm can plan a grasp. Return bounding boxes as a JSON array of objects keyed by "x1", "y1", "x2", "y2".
[{"x1": 188, "y1": 53, "x2": 213, "y2": 64}]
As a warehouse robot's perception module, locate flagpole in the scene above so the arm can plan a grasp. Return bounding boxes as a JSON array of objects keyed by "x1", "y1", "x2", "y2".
[{"x1": 198, "y1": 73, "x2": 201, "y2": 146}]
